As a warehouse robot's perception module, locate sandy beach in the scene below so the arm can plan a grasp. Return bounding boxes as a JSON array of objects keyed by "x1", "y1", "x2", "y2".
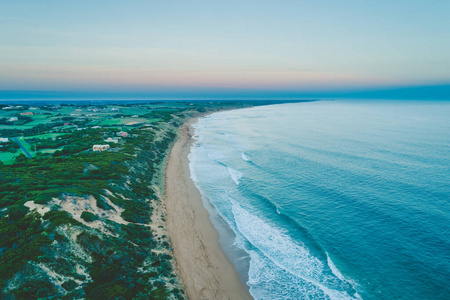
[{"x1": 164, "y1": 117, "x2": 252, "y2": 300}]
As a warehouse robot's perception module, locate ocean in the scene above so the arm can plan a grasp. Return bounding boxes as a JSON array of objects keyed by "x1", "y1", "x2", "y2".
[{"x1": 188, "y1": 100, "x2": 450, "y2": 299}]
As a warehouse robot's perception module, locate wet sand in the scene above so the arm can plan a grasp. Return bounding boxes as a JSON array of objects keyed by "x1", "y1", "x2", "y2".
[{"x1": 164, "y1": 117, "x2": 252, "y2": 300}]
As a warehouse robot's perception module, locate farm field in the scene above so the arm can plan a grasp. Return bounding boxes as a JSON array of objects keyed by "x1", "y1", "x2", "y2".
[
  {"x1": 0, "y1": 102, "x2": 211, "y2": 165},
  {"x1": 98, "y1": 117, "x2": 160, "y2": 126}
]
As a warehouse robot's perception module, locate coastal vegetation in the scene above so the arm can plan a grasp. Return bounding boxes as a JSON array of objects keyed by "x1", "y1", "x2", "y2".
[{"x1": 0, "y1": 100, "x2": 295, "y2": 299}]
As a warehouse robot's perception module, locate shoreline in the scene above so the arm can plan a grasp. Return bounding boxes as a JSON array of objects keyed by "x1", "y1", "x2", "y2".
[{"x1": 164, "y1": 117, "x2": 253, "y2": 300}]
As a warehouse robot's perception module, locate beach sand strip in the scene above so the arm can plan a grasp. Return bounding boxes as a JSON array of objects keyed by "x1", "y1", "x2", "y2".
[{"x1": 164, "y1": 118, "x2": 252, "y2": 300}]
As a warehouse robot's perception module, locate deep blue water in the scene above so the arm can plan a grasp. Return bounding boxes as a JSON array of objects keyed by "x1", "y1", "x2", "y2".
[{"x1": 189, "y1": 100, "x2": 450, "y2": 299}]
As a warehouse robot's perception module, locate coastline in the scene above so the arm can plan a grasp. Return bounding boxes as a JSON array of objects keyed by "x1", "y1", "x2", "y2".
[{"x1": 164, "y1": 116, "x2": 252, "y2": 300}]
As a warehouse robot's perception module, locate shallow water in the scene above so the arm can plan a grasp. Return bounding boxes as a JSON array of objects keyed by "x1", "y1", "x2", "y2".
[{"x1": 189, "y1": 100, "x2": 450, "y2": 299}]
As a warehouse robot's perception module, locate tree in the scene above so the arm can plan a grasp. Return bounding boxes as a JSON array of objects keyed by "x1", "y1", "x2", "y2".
[
  {"x1": 15, "y1": 153, "x2": 27, "y2": 162},
  {"x1": 7, "y1": 146, "x2": 17, "y2": 153}
]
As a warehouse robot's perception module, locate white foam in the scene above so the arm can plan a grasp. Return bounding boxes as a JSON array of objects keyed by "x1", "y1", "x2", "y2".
[
  {"x1": 241, "y1": 152, "x2": 251, "y2": 161},
  {"x1": 327, "y1": 253, "x2": 345, "y2": 281},
  {"x1": 187, "y1": 152, "x2": 199, "y2": 184},
  {"x1": 228, "y1": 167, "x2": 243, "y2": 185},
  {"x1": 247, "y1": 249, "x2": 330, "y2": 299},
  {"x1": 231, "y1": 201, "x2": 361, "y2": 300}
]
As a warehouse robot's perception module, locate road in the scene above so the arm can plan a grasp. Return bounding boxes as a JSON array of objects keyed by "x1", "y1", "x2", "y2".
[{"x1": 12, "y1": 137, "x2": 33, "y2": 158}]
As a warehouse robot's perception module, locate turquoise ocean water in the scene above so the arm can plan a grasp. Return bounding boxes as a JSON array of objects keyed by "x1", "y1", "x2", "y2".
[{"x1": 188, "y1": 100, "x2": 450, "y2": 299}]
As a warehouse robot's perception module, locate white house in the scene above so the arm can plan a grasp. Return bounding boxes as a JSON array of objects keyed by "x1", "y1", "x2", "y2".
[
  {"x1": 104, "y1": 138, "x2": 119, "y2": 143},
  {"x1": 8, "y1": 117, "x2": 18, "y2": 122},
  {"x1": 93, "y1": 144, "x2": 110, "y2": 152},
  {"x1": 0, "y1": 138, "x2": 9, "y2": 143},
  {"x1": 2, "y1": 106, "x2": 22, "y2": 110}
]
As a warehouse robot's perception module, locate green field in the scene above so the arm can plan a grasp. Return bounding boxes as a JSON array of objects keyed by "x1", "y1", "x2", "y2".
[
  {"x1": 0, "y1": 115, "x2": 57, "y2": 130},
  {"x1": 0, "y1": 138, "x2": 35, "y2": 164},
  {"x1": 0, "y1": 135, "x2": 61, "y2": 164},
  {"x1": 0, "y1": 151, "x2": 19, "y2": 164},
  {"x1": 15, "y1": 137, "x2": 36, "y2": 155},
  {"x1": 98, "y1": 117, "x2": 160, "y2": 126},
  {"x1": 23, "y1": 133, "x2": 69, "y2": 140}
]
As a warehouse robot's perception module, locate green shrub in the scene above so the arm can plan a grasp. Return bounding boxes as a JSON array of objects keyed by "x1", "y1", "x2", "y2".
[
  {"x1": 11, "y1": 280, "x2": 59, "y2": 299},
  {"x1": 121, "y1": 201, "x2": 151, "y2": 224},
  {"x1": 43, "y1": 210, "x2": 81, "y2": 227},
  {"x1": 15, "y1": 153, "x2": 27, "y2": 162},
  {"x1": 33, "y1": 190, "x2": 60, "y2": 204},
  {"x1": 105, "y1": 282, "x2": 127, "y2": 298},
  {"x1": 7, "y1": 205, "x2": 29, "y2": 221},
  {"x1": 62, "y1": 279, "x2": 78, "y2": 292},
  {"x1": 81, "y1": 211, "x2": 98, "y2": 222},
  {"x1": 94, "y1": 194, "x2": 113, "y2": 211}
]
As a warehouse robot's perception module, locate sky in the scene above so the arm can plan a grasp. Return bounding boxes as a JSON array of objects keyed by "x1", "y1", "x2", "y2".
[{"x1": 1, "y1": 0, "x2": 449, "y2": 100}]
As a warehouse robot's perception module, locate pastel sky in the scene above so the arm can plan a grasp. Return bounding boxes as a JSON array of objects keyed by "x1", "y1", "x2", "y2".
[{"x1": 1, "y1": 1, "x2": 449, "y2": 99}]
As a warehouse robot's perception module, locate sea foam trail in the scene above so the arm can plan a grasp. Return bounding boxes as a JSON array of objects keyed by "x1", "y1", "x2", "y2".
[
  {"x1": 327, "y1": 253, "x2": 345, "y2": 281},
  {"x1": 228, "y1": 167, "x2": 243, "y2": 185},
  {"x1": 241, "y1": 152, "x2": 251, "y2": 161}
]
